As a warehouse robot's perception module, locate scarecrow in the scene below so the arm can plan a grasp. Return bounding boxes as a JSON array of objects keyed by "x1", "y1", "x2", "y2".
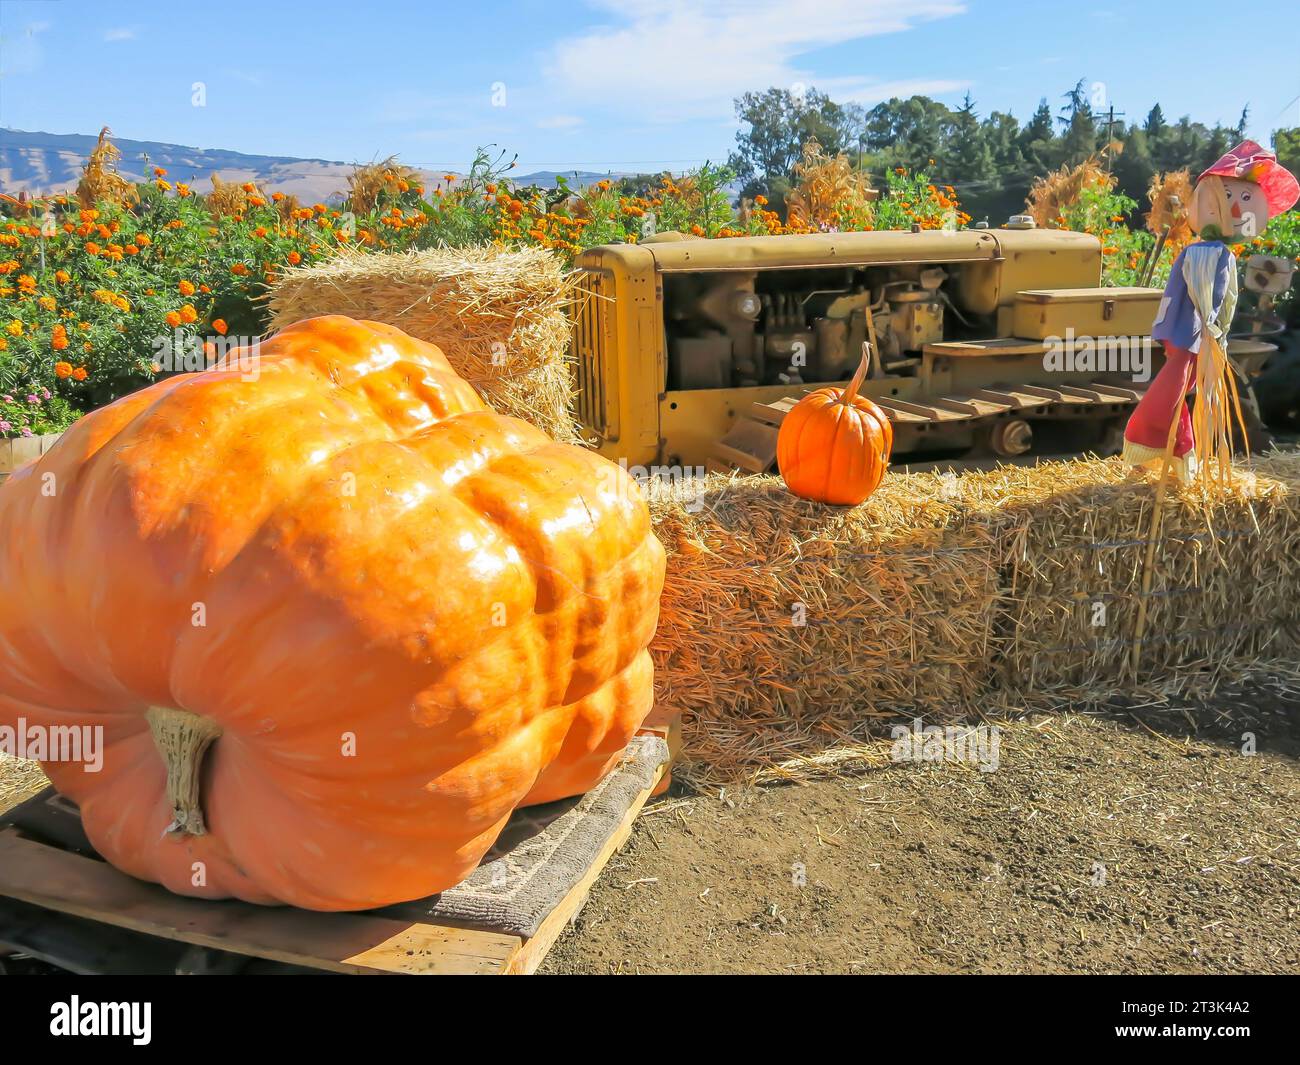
[{"x1": 1122, "y1": 141, "x2": 1299, "y2": 484}]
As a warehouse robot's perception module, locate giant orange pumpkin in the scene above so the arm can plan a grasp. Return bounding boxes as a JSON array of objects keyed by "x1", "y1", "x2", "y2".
[
  {"x1": 776, "y1": 346, "x2": 893, "y2": 505},
  {"x1": 0, "y1": 315, "x2": 666, "y2": 911}
]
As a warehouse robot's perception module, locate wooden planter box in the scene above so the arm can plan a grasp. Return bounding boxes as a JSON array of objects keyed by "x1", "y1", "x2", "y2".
[{"x1": 0, "y1": 433, "x2": 63, "y2": 484}]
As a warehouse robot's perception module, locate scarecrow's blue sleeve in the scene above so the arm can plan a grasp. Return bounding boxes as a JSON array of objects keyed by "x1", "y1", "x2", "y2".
[{"x1": 1150, "y1": 241, "x2": 1233, "y2": 354}]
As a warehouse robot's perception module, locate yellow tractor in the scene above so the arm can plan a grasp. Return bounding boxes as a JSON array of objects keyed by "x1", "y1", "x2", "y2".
[{"x1": 569, "y1": 223, "x2": 1280, "y2": 472}]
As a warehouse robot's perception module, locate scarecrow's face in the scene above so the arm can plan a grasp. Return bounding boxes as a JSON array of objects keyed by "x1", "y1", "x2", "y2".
[{"x1": 1219, "y1": 177, "x2": 1268, "y2": 239}]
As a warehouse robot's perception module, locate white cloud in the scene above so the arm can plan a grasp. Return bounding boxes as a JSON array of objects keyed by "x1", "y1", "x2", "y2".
[
  {"x1": 104, "y1": 28, "x2": 136, "y2": 43},
  {"x1": 545, "y1": 0, "x2": 966, "y2": 120},
  {"x1": 818, "y1": 76, "x2": 971, "y2": 105}
]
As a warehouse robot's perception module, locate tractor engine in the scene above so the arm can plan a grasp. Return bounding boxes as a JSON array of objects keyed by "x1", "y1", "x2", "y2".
[{"x1": 664, "y1": 266, "x2": 951, "y2": 390}]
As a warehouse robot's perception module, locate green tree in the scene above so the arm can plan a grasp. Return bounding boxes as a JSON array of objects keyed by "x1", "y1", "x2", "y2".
[
  {"x1": 1058, "y1": 78, "x2": 1099, "y2": 163},
  {"x1": 728, "y1": 87, "x2": 856, "y2": 201},
  {"x1": 1274, "y1": 128, "x2": 1300, "y2": 179},
  {"x1": 1019, "y1": 98, "x2": 1058, "y2": 173}
]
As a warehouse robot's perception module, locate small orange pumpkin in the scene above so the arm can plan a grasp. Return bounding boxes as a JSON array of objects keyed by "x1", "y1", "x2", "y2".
[{"x1": 776, "y1": 344, "x2": 893, "y2": 505}]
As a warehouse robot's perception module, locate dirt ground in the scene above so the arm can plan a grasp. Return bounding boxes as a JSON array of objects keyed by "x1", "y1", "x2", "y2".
[
  {"x1": 542, "y1": 676, "x2": 1300, "y2": 974},
  {"x1": 3, "y1": 676, "x2": 1297, "y2": 975}
]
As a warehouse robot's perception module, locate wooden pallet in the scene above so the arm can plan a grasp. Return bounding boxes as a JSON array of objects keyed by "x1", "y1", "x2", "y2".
[{"x1": 0, "y1": 734, "x2": 672, "y2": 976}]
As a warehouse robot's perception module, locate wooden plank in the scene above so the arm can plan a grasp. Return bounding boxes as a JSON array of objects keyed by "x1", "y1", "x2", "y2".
[
  {"x1": 508, "y1": 759, "x2": 667, "y2": 975},
  {"x1": 0, "y1": 828, "x2": 522, "y2": 975},
  {"x1": 0, "y1": 897, "x2": 188, "y2": 975}
]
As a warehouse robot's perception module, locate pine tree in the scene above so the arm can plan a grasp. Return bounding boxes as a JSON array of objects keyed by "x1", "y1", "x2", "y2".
[
  {"x1": 1058, "y1": 79, "x2": 1098, "y2": 163},
  {"x1": 1019, "y1": 98, "x2": 1058, "y2": 172}
]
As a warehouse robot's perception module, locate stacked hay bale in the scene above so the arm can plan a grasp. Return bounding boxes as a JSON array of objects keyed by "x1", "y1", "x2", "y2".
[
  {"x1": 268, "y1": 246, "x2": 580, "y2": 444},
  {"x1": 984, "y1": 454, "x2": 1300, "y2": 696},
  {"x1": 647, "y1": 455, "x2": 1300, "y2": 777},
  {"x1": 646, "y1": 473, "x2": 1005, "y2": 774}
]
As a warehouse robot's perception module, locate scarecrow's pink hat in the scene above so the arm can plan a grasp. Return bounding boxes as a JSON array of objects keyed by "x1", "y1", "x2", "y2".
[{"x1": 1199, "y1": 140, "x2": 1299, "y2": 218}]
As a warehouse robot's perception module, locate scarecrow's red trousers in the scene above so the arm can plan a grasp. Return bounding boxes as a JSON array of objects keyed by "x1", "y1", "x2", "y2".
[{"x1": 1123, "y1": 342, "x2": 1195, "y2": 463}]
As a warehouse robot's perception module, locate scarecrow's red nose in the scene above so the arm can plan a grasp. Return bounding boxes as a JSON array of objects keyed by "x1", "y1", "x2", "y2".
[{"x1": 1231, "y1": 202, "x2": 1242, "y2": 219}]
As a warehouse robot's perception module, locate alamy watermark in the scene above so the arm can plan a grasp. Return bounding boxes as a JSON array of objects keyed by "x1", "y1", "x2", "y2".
[
  {"x1": 1043, "y1": 328, "x2": 1152, "y2": 383},
  {"x1": 890, "y1": 718, "x2": 1001, "y2": 773},
  {"x1": 0, "y1": 718, "x2": 103, "y2": 772},
  {"x1": 618, "y1": 460, "x2": 709, "y2": 513},
  {"x1": 152, "y1": 334, "x2": 261, "y2": 381}
]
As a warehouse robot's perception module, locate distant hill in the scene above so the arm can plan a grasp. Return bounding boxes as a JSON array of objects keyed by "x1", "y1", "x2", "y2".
[{"x1": 0, "y1": 129, "x2": 628, "y2": 201}]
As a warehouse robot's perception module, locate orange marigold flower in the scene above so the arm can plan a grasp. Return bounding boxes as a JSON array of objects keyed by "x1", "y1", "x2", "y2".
[
  {"x1": 84, "y1": 242, "x2": 100, "y2": 255},
  {"x1": 54, "y1": 361, "x2": 74, "y2": 378},
  {"x1": 287, "y1": 251, "x2": 301, "y2": 265},
  {"x1": 165, "y1": 311, "x2": 182, "y2": 328},
  {"x1": 134, "y1": 233, "x2": 151, "y2": 247},
  {"x1": 180, "y1": 304, "x2": 198, "y2": 324},
  {"x1": 230, "y1": 263, "x2": 249, "y2": 276},
  {"x1": 72, "y1": 366, "x2": 88, "y2": 381},
  {"x1": 212, "y1": 318, "x2": 228, "y2": 335},
  {"x1": 38, "y1": 296, "x2": 56, "y2": 311},
  {"x1": 54, "y1": 269, "x2": 70, "y2": 284},
  {"x1": 52, "y1": 333, "x2": 69, "y2": 351},
  {"x1": 153, "y1": 167, "x2": 167, "y2": 177},
  {"x1": 178, "y1": 280, "x2": 196, "y2": 297}
]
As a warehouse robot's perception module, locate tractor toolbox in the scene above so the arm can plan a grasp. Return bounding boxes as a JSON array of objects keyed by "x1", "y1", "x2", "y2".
[{"x1": 1009, "y1": 286, "x2": 1165, "y2": 339}]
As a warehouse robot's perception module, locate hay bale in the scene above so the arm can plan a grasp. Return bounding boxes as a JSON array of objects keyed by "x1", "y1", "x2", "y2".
[
  {"x1": 646, "y1": 472, "x2": 1005, "y2": 776},
  {"x1": 647, "y1": 455, "x2": 1300, "y2": 779},
  {"x1": 267, "y1": 246, "x2": 579, "y2": 444},
  {"x1": 985, "y1": 454, "x2": 1300, "y2": 695}
]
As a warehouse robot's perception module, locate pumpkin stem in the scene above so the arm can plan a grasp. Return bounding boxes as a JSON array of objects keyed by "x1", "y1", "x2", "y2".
[
  {"x1": 146, "y1": 707, "x2": 222, "y2": 836},
  {"x1": 841, "y1": 343, "x2": 871, "y2": 406}
]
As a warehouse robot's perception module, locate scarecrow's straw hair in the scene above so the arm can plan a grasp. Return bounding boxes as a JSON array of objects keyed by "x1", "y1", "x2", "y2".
[
  {"x1": 1145, "y1": 169, "x2": 1195, "y2": 251},
  {"x1": 1026, "y1": 154, "x2": 1113, "y2": 227},
  {"x1": 648, "y1": 454, "x2": 1300, "y2": 781},
  {"x1": 76, "y1": 127, "x2": 137, "y2": 210},
  {"x1": 267, "y1": 246, "x2": 579, "y2": 442},
  {"x1": 346, "y1": 157, "x2": 422, "y2": 215}
]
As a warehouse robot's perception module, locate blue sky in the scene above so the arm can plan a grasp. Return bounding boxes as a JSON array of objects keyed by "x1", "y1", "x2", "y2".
[{"x1": 1, "y1": 0, "x2": 1297, "y2": 172}]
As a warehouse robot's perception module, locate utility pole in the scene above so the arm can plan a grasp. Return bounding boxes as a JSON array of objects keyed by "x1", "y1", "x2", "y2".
[{"x1": 1102, "y1": 105, "x2": 1126, "y2": 169}]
